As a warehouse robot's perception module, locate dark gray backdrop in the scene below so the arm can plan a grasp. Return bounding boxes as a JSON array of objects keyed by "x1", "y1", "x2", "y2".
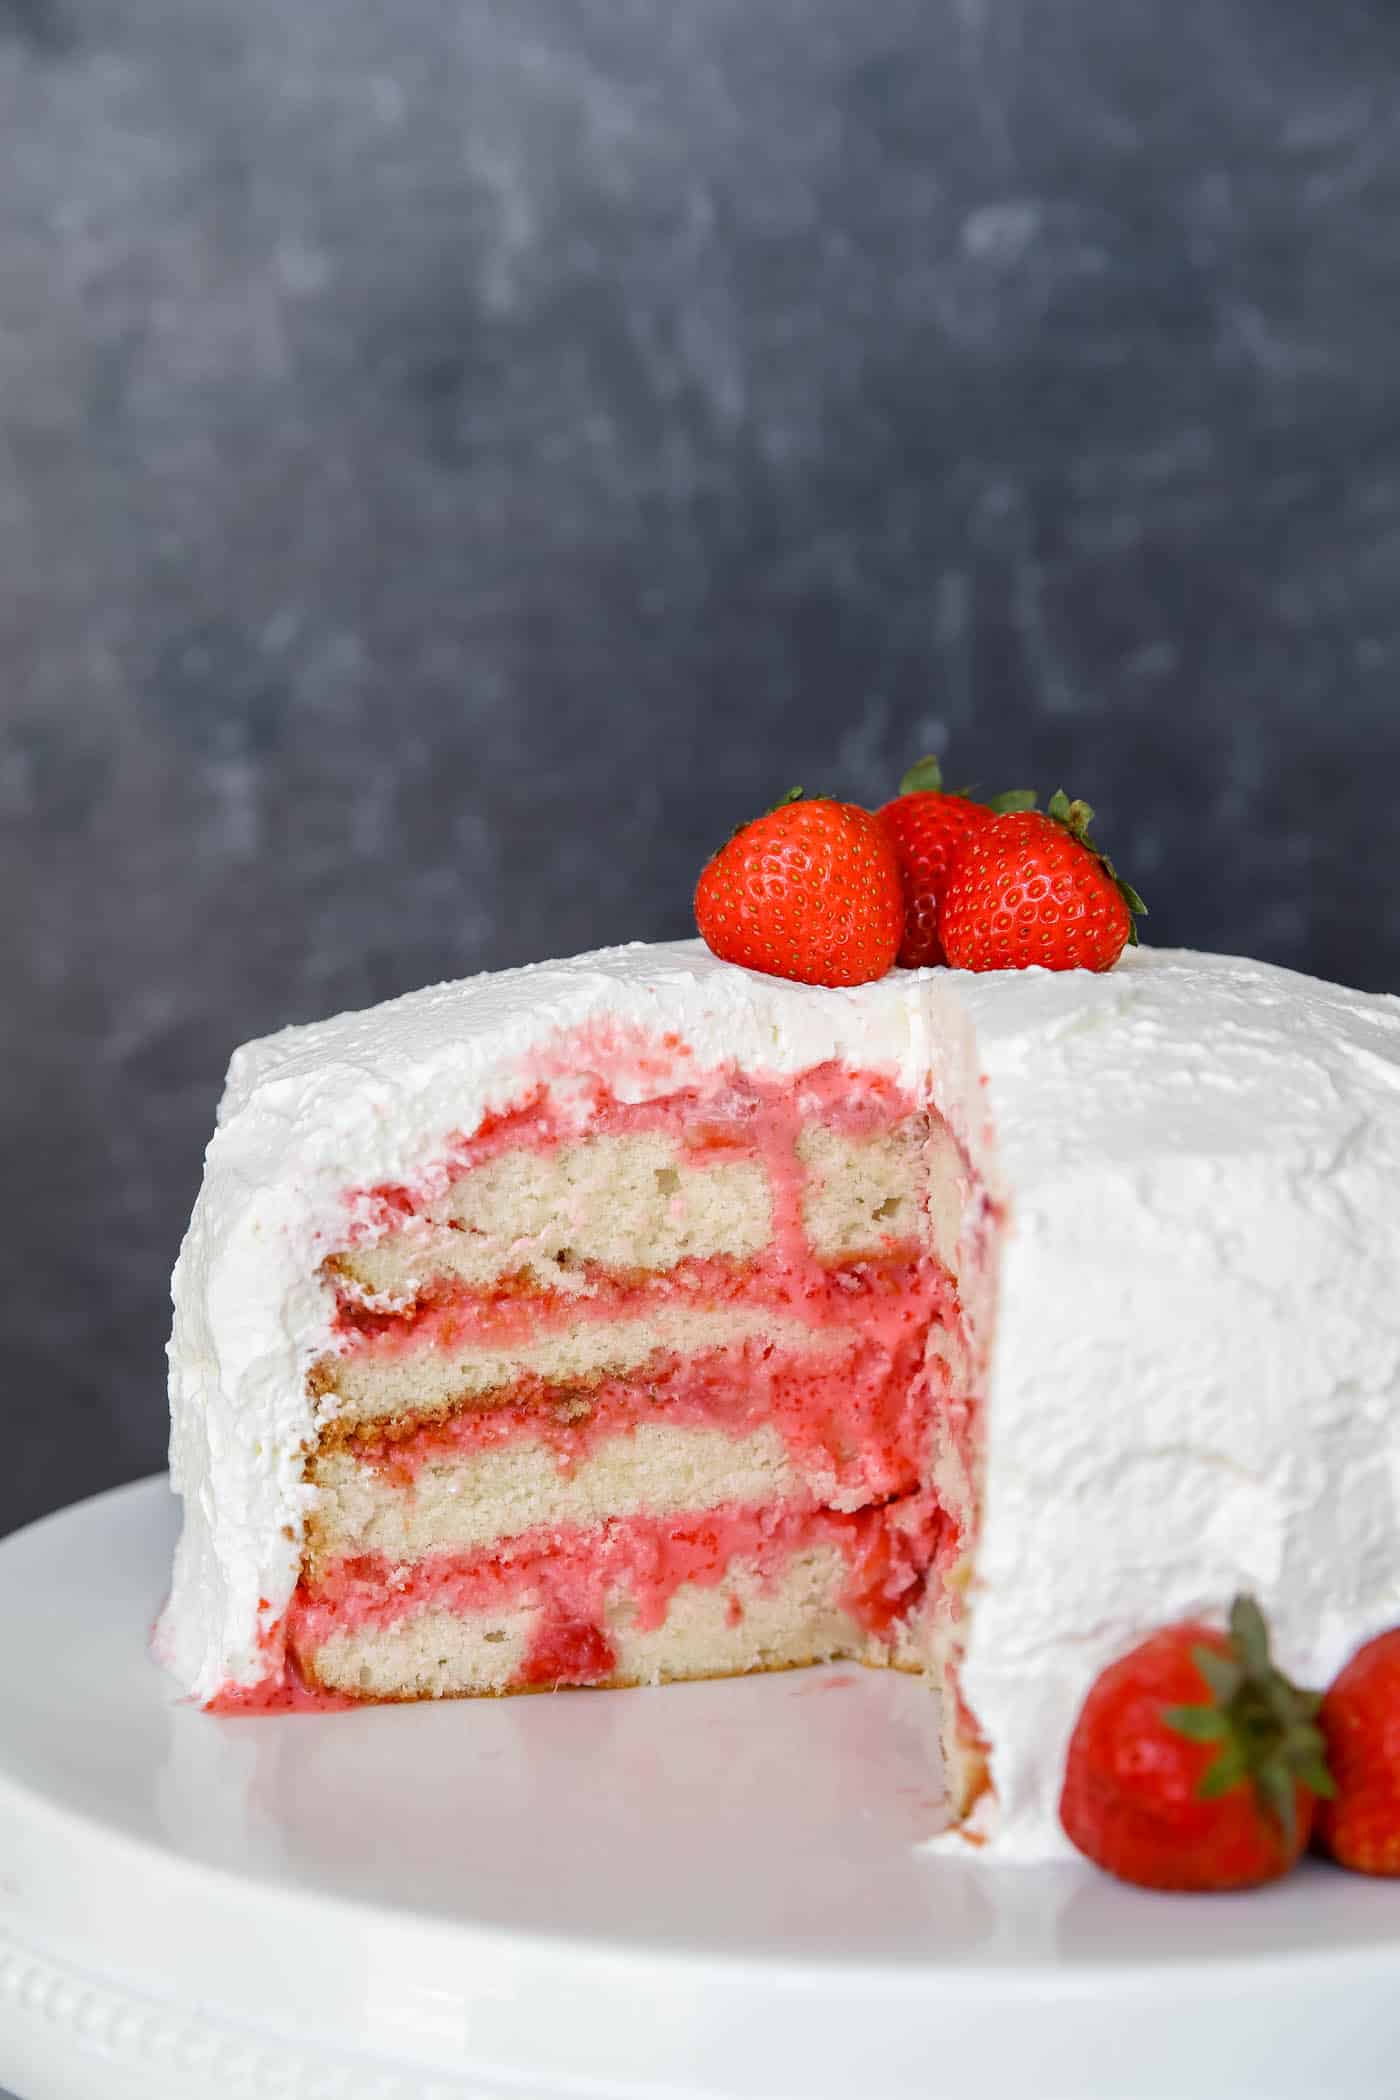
[{"x1": 4, "y1": 0, "x2": 1400, "y2": 1538}]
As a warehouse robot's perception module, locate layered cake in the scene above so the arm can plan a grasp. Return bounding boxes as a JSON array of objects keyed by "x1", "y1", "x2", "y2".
[{"x1": 158, "y1": 941, "x2": 1400, "y2": 1857}]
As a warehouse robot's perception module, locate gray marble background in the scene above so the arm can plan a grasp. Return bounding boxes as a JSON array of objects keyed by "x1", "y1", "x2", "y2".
[{"x1": 4, "y1": 0, "x2": 1400, "y2": 1537}]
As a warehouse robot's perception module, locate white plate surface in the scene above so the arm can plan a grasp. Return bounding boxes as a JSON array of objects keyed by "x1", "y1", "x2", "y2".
[{"x1": 0, "y1": 1477, "x2": 1397, "y2": 2100}]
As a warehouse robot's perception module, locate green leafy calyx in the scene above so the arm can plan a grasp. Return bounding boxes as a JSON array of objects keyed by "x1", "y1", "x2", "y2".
[
  {"x1": 898, "y1": 756, "x2": 947, "y2": 796},
  {"x1": 897, "y1": 754, "x2": 1037, "y2": 813},
  {"x1": 1043, "y1": 786, "x2": 1148, "y2": 947},
  {"x1": 723, "y1": 786, "x2": 814, "y2": 844},
  {"x1": 1163, "y1": 1594, "x2": 1335, "y2": 1847}
]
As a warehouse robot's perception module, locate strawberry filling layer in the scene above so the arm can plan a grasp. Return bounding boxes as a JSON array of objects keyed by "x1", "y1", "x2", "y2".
[
  {"x1": 288, "y1": 1494, "x2": 949, "y2": 1691},
  {"x1": 331, "y1": 1247, "x2": 932, "y2": 1354},
  {"x1": 340, "y1": 1055, "x2": 918, "y2": 1242},
  {"x1": 348, "y1": 1314, "x2": 951, "y2": 1510},
  {"x1": 325, "y1": 1058, "x2": 941, "y2": 1362}
]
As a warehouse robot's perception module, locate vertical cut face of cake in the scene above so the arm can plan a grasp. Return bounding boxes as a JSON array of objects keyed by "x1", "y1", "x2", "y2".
[{"x1": 260, "y1": 1050, "x2": 984, "y2": 1785}]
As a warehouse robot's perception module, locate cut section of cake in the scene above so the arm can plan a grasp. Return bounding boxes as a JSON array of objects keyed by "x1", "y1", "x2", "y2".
[
  {"x1": 159, "y1": 942, "x2": 1400, "y2": 1858},
  {"x1": 292, "y1": 1065, "x2": 960, "y2": 1709}
]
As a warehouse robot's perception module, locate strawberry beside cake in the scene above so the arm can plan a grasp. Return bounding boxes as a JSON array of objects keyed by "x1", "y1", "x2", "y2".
[{"x1": 157, "y1": 941, "x2": 1400, "y2": 1858}]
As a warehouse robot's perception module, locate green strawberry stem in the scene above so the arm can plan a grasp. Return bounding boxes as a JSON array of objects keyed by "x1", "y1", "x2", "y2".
[
  {"x1": 1163, "y1": 1593, "x2": 1335, "y2": 1847},
  {"x1": 1044, "y1": 786, "x2": 1148, "y2": 946},
  {"x1": 721, "y1": 786, "x2": 811, "y2": 844},
  {"x1": 897, "y1": 754, "x2": 1037, "y2": 813},
  {"x1": 899, "y1": 756, "x2": 946, "y2": 796}
]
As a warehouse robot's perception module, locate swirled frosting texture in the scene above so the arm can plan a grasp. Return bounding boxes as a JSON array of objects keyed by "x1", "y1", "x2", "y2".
[
  {"x1": 158, "y1": 943, "x2": 1400, "y2": 1861},
  {"x1": 955, "y1": 949, "x2": 1400, "y2": 1858}
]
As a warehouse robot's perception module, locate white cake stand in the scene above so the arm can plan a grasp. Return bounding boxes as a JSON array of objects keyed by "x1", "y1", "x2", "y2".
[{"x1": 0, "y1": 1479, "x2": 1397, "y2": 2100}]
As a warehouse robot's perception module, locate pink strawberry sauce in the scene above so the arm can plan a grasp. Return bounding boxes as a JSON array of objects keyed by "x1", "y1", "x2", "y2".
[
  {"x1": 330, "y1": 1249, "x2": 940, "y2": 1356},
  {"x1": 285, "y1": 1495, "x2": 948, "y2": 1693}
]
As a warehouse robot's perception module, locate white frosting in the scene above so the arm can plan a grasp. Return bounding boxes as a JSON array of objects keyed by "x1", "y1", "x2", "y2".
[{"x1": 158, "y1": 943, "x2": 1400, "y2": 1861}]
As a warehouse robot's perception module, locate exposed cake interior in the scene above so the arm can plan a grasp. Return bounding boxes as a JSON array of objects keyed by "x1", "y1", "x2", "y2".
[{"x1": 219, "y1": 1035, "x2": 989, "y2": 1804}]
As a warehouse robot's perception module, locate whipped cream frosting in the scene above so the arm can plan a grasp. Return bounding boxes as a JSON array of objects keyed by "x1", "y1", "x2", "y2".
[{"x1": 158, "y1": 943, "x2": 1400, "y2": 1860}]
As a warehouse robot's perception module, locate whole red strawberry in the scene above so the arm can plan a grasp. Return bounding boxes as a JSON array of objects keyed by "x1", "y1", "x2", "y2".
[
  {"x1": 1060, "y1": 1595, "x2": 1333, "y2": 1892},
  {"x1": 878, "y1": 757, "x2": 1035, "y2": 968},
  {"x1": 1313, "y1": 1628, "x2": 1400, "y2": 1876},
  {"x1": 694, "y1": 789, "x2": 903, "y2": 988},
  {"x1": 940, "y1": 789, "x2": 1146, "y2": 973}
]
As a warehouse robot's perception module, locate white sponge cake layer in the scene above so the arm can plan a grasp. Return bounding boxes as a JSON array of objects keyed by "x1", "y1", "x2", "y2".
[
  {"x1": 332, "y1": 1125, "x2": 927, "y2": 1305},
  {"x1": 797, "y1": 1122, "x2": 924, "y2": 1258},
  {"x1": 309, "y1": 1604, "x2": 537, "y2": 1698},
  {"x1": 305, "y1": 1423, "x2": 801, "y2": 1571},
  {"x1": 301, "y1": 1546, "x2": 889, "y2": 1700},
  {"x1": 334, "y1": 1138, "x2": 771, "y2": 1299}
]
